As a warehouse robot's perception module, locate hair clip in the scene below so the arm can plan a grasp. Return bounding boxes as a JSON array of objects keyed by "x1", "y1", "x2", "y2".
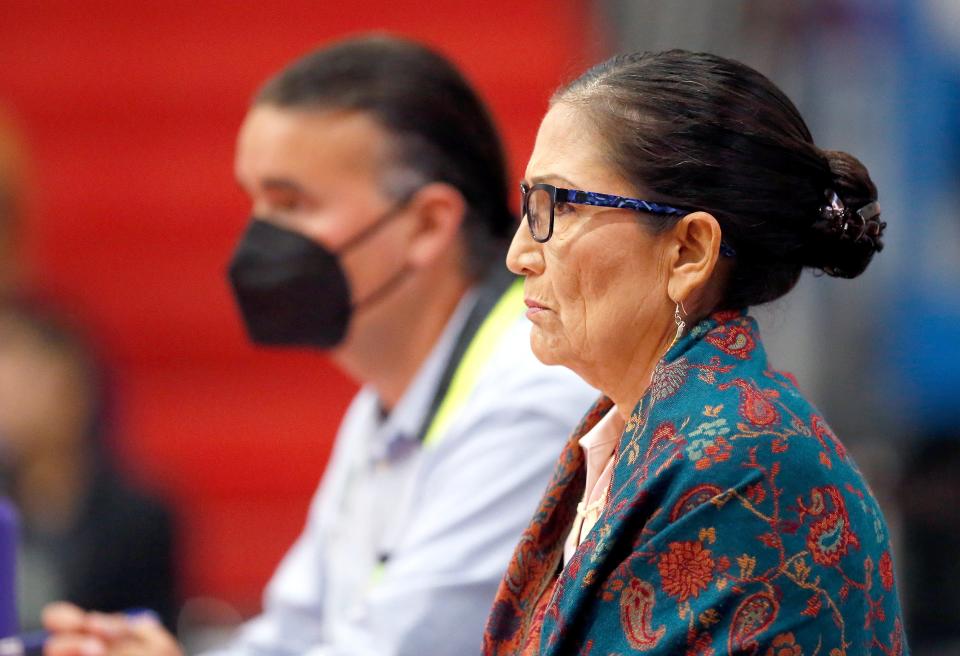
[
  {"x1": 819, "y1": 190, "x2": 885, "y2": 248},
  {"x1": 820, "y1": 189, "x2": 846, "y2": 224}
]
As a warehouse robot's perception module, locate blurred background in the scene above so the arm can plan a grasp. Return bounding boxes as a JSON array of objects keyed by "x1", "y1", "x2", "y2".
[{"x1": 0, "y1": 0, "x2": 957, "y2": 653}]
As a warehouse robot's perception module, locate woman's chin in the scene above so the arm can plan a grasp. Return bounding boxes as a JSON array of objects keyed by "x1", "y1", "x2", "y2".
[{"x1": 530, "y1": 329, "x2": 567, "y2": 367}]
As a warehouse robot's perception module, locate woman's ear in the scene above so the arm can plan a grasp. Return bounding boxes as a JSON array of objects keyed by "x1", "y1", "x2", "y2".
[
  {"x1": 403, "y1": 182, "x2": 467, "y2": 269},
  {"x1": 665, "y1": 211, "x2": 722, "y2": 305}
]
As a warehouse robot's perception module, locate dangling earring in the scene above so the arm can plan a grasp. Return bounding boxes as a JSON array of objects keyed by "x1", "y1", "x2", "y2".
[{"x1": 673, "y1": 300, "x2": 687, "y2": 343}]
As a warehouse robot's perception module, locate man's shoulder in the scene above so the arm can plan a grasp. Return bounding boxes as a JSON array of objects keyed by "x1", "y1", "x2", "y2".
[{"x1": 433, "y1": 315, "x2": 597, "y2": 448}]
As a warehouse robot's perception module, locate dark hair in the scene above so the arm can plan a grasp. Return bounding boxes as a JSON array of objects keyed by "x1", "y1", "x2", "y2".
[
  {"x1": 557, "y1": 50, "x2": 883, "y2": 309},
  {"x1": 255, "y1": 35, "x2": 514, "y2": 278}
]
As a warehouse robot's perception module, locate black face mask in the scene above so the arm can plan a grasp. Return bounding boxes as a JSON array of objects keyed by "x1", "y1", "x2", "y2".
[{"x1": 227, "y1": 204, "x2": 409, "y2": 349}]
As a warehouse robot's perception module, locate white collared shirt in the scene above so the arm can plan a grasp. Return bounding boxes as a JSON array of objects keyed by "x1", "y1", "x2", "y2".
[{"x1": 203, "y1": 292, "x2": 597, "y2": 656}]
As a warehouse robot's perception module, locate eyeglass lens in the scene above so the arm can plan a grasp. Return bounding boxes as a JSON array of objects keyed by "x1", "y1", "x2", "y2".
[{"x1": 525, "y1": 186, "x2": 553, "y2": 240}]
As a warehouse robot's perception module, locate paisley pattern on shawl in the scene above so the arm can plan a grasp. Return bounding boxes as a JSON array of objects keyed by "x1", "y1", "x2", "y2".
[{"x1": 483, "y1": 311, "x2": 908, "y2": 656}]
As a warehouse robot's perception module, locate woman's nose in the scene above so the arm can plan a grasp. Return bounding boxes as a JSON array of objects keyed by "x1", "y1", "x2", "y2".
[{"x1": 506, "y1": 221, "x2": 544, "y2": 276}]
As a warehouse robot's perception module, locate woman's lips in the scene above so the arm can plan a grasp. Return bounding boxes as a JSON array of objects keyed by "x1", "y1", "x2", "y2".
[{"x1": 524, "y1": 298, "x2": 549, "y2": 318}]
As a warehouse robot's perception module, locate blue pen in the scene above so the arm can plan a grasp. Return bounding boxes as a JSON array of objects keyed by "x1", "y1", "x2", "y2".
[{"x1": 0, "y1": 609, "x2": 159, "y2": 656}]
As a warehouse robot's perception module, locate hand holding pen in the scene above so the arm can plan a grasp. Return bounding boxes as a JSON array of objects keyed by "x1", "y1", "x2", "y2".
[{"x1": 37, "y1": 604, "x2": 181, "y2": 656}]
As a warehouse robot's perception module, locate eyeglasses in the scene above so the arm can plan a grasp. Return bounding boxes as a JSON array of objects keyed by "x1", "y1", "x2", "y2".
[{"x1": 520, "y1": 182, "x2": 736, "y2": 257}]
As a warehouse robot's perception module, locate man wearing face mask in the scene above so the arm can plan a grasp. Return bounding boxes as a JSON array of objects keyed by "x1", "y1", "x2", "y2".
[{"x1": 42, "y1": 36, "x2": 596, "y2": 656}]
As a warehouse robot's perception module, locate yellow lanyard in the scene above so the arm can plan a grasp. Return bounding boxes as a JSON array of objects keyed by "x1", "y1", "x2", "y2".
[
  {"x1": 368, "y1": 278, "x2": 524, "y2": 587},
  {"x1": 421, "y1": 278, "x2": 524, "y2": 448}
]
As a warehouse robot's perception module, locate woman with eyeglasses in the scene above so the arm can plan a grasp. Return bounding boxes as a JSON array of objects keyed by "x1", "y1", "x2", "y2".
[{"x1": 483, "y1": 50, "x2": 907, "y2": 656}]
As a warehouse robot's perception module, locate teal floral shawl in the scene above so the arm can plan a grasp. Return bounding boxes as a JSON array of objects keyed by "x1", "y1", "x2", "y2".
[{"x1": 484, "y1": 311, "x2": 907, "y2": 655}]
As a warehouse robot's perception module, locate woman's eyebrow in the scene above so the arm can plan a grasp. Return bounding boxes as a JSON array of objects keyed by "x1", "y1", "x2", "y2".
[{"x1": 529, "y1": 174, "x2": 580, "y2": 189}]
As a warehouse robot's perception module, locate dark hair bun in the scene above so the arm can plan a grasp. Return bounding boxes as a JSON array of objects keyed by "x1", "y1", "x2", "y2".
[
  {"x1": 802, "y1": 150, "x2": 884, "y2": 279},
  {"x1": 558, "y1": 50, "x2": 888, "y2": 308}
]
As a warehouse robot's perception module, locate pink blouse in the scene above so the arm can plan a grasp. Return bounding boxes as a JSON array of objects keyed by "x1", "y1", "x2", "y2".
[{"x1": 563, "y1": 406, "x2": 624, "y2": 564}]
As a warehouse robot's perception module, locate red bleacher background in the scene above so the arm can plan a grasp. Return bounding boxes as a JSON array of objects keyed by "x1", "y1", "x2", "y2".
[{"x1": 0, "y1": 1, "x2": 595, "y2": 613}]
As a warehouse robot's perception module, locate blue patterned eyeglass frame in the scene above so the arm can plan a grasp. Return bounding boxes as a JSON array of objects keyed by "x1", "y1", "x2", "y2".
[{"x1": 520, "y1": 182, "x2": 736, "y2": 257}]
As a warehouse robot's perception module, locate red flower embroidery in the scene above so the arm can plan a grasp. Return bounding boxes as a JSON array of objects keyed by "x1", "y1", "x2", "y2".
[
  {"x1": 879, "y1": 551, "x2": 895, "y2": 591},
  {"x1": 765, "y1": 631, "x2": 803, "y2": 656},
  {"x1": 657, "y1": 541, "x2": 715, "y2": 601},
  {"x1": 686, "y1": 631, "x2": 715, "y2": 656},
  {"x1": 698, "y1": 436, "x2": 732, "y2": 469}
]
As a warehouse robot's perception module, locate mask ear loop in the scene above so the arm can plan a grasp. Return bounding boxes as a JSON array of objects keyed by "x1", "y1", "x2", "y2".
[
  {"x1": 343, "y1": 189, "x2": 421, "y2": 313},
  {"x1": 351, "y1": 264, "x2": 412, "y2": 312},
  {"x1": 336, "y1": 195, "x2": 413, "y2": 255}
]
